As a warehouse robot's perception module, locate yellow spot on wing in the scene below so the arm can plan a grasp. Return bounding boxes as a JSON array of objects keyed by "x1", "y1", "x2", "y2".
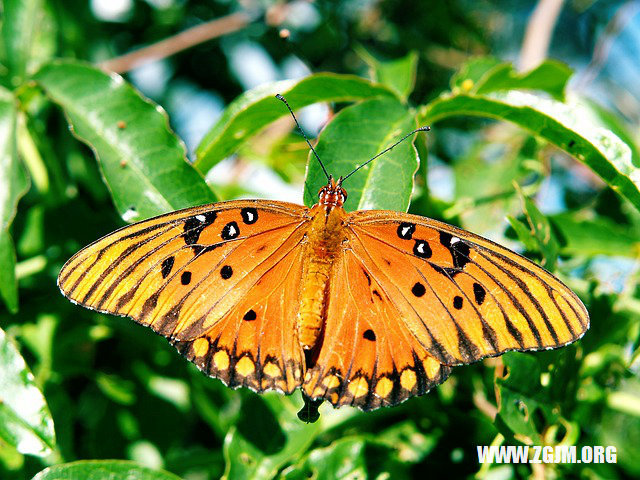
[
  {"x1": 400, "y1": 369, "x2": 417, "y2": 391},
  {"x1": 423, "y1": 356, "x2": 441, "y2": 378},
  {"x1": 348, "y1": 377, "x2": 369, "y2": 398},
  {"x1": 322, "y1": 375, "x2": 340, "y2": 389},
  {"x1": 213, "y1": 350, "x2": 229, "y2": 370},
  {"x1": 375, "y1": 377, "x2": 393, "y2": 398},
  {"x1": 192, "y1": 338, "x2": 209, "y2": 357},
  {"x1": 236, "y1": 356, "x2": 255, "y2": 376},
  {"x1": 263, "y1": 362, "x2": 281, "y2": 378}
]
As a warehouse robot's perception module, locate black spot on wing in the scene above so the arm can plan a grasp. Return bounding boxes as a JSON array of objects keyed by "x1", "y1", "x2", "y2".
[
  {"x1": 413, "y1": 240, "x2": 432, "y2": 258},
  {"x1": 439, "y1": 231, "x2": 471, "y2": 269},
  {"x1": 161, "y1": 256, "x2": 174, "y2": 279},
  {"x1": 241, "y1": 207, "x2": 258, "y2": 224},
  {"x1": 411, "y1": 282, "x2": 426, "y2": 297},
  {"x1": 453, "y1": 296, "x2": 463, "y2": 310},
  {"x1": 243, "y1": 309, "x2": 257, "y2": 321},
  {"x1": 183, "y1": 211, "x2": 217, "y2": 245},
  {"x1": 363, "y1": 329, "x2": 376, "y2": 341},
  {"x1": 220, "y1": 265, "x2": 233, "y2": 279},
  {"x1": 221, "y1": 221, "x2": 240, "y2": 240},
  {"x1": 397, "y1": 222, "x2": 415, "y2": 240},
  {"x1": 473, "y1": 282, "x2": 486, "y2": 305},
  {"x1": 192, "y1": 244, "x2": 220, "y2": 256},
  {"x1": 181, "y1": 271, "x2": 192, "y2": 285}
]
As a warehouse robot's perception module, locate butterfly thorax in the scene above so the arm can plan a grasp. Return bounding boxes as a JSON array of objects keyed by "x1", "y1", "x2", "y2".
[{"x1": 298, "y1": 181, "x2": 348, "y2": 352}]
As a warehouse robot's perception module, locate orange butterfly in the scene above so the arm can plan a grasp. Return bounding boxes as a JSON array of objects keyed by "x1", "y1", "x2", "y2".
[{"x1": 58, "y1": 96, "x2": 589, "y2": 422}]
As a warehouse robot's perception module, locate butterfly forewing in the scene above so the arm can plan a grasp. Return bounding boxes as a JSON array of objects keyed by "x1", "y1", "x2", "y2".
[
  {"x1": 345, "y1": 210, "x2": 589, "y2": 366},
  {"x1": 58, "y1": 200, "x2": 309, "y2": 394}
]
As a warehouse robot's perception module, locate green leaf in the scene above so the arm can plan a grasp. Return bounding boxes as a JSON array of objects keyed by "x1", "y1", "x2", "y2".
[
  {"x1": 513, "y1": 184, "x2": 559, "y2": 270},
  {"x1": 223, "y1": 394, "x2": 320, "y2": 480},
  {"x1": 451, "y1": 58, "x2": 571, "y2": 101},
  {"x1": 550, "y1": 212, "x2": 640, "y2": 257},
  {"x1": 495, "y1": 353, "x2": 551, "y2": 444},
  {"x1": 304, "y1": 97, "x2": 418, "y2": 211},
  {"x1": 359, "y1": 48, "x2": 418, "y2": 100},
  {"x1": 283, "y1": 438, "x2": 368, "y2": 480},
  {"x1": 194, "y1": 74, "x2": 395, "y2": 173},
  {"x1": 0, "y1": 327, "x2": 56, "y2": 457},
  {"x1": 0, "y1": 87, "x2": 28, "y2": 313},
  {"x1": 477, "y1": 61, "x2": 572, "y2": 101},
  {"x1": 31, "y1": 460, "x2": 182, "y2": 480},
  {"x1": 34, "y1": 60, "x2": 216, "y2": 222},
  {"x1": 579, "y1": 97, "x2": 640, "y2": 166},
  {"x1": 506, "y1": 215, "x2": 538, "y2": 252},
  {"x1": 1, "y1": 0, "x2": 57, "y2": 84},
  {"x1": 450, "y1": 57, "x2": 501, "y2": 91},
  {"x1": 421, "y1": 91, "x2": 640, "y2": 212}
]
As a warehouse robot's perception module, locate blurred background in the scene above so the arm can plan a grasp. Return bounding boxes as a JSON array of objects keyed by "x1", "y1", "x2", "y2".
[
  {"x1": 2, "y1": 0, "x2": 640, "y2": 479},
  {"x1": 78, "y1": 0, "x2": 640, "y2": 203}
]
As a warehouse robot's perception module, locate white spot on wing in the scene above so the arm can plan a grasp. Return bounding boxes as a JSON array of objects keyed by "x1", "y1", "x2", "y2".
[
  {"x1": 401, "y1": 226, "x2": 410, "y2": 236},
  {"x1": 196, "y1": 214, "x2": 206, "y2": 222},
  {"x1": 451, "y1": 236, "x2": 461, "y2": 245}
]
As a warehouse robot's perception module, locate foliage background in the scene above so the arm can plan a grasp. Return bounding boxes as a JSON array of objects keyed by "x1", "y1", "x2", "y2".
[{"x1": 1, "y1": 0, "x2": 640, "y2": 478}]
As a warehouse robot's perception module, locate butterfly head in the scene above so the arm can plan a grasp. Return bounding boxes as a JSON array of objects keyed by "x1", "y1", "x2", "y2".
[{"x1": 318, "y1": 176, "x2": 347, "y2": 207}]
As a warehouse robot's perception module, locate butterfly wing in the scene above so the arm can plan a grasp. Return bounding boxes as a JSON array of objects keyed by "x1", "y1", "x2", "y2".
[
  {"x1": 58, "y1": 200, "x2": 309, "y2": 393},
  {"x1": 342, "y1": 210, "x2": 589, "y2": 366},
  {"x1": 302, "y1": 249, "x2": 451, "y2": 411}
]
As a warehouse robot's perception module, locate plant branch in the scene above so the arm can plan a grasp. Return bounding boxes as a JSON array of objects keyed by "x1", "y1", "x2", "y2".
[
  {"x1": 99, "y1": 12, "x2": 251, "y2": 73},
  {"x1": 519, "y1": 0, "x2": 565, "y2": 72}
]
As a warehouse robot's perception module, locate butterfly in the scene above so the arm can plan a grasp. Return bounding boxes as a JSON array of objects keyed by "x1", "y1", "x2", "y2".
[{"x1": 58, "y1": 95, "x2": 589, "y2": 422}]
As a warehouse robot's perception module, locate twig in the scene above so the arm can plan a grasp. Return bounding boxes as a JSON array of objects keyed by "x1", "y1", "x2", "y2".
[
  {"x1": 519, "y1": 0, "x2": 565, "y2": 71},
  {"x1": 574, "y1": 1, "x2": 640, "y2": 90},
  {"x1": 100, "y1": 12, "x2": 251, "y2": 73}
]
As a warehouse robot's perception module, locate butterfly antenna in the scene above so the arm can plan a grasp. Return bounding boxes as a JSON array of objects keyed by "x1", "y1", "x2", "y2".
[
  {"x1": 275, "y1": 94, "x2": 330, "y2": 182},
  {"x1": 340, "y1": 126, "x2": 430, "y2": 184}
]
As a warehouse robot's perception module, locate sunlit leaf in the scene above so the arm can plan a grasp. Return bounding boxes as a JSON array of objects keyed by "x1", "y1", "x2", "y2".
[
  {"x1": 421, "y1": 91, "x2": 640, "y2": 211},
  {"x1": 0, "y1": 87, "x2": 28, "y2": 312},
  {"x1": 359, "y1": 48, "x2": 418, "y2": 100},
  {"x1": 1, "y1": 0, "x2": 56, "y2": 84},
  {"x1": 0, "y1": 327, "x2": 56, "y2": 457},
  {"x1": 31, "y1": 460, "x2": 181, "y2": 480},
  {"x1": 34, "y1": 60, "x2": 217, "y2": 222},
  {"x1": 304, "y1": 97, "x2": 417, "y2": 211},
  {"x1": 195, "y1": 74, "x2": 394, "y2": 173}
]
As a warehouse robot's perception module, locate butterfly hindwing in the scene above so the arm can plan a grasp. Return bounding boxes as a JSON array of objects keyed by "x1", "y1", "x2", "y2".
[
  {"x1": 172, "y1": 244, "x2": 306, "y2": 394},
  {"x1": 303, "y1": 250, "x2": 451, "y2": 411},
  {"x1": 345, "y1": 211, "x2": 589, "y2": 365}
]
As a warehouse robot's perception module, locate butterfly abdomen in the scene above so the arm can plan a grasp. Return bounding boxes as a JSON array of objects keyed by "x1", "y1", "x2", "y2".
[{"x1": 297, "y1": 204, "x2": 348, "y2": 351}]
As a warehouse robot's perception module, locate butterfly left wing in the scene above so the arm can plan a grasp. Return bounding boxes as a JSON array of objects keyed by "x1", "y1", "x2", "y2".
[
  {"x1": 58, "y1": 200, "x2": 310, "y2": 394},
  {"x1": 343, "y1": 210, "x2": 589, "y2": 366}
]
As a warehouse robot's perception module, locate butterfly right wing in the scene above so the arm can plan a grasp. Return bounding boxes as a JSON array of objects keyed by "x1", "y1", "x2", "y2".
[{"x1": 58, "y1": 200, "x2": 309, "y2": 394}]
